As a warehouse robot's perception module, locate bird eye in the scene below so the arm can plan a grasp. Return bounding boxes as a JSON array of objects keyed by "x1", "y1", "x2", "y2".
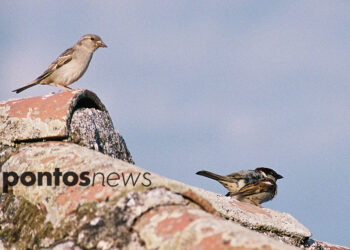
[{"x1": 90, "y1": 37, "x2": 95, "y2": 41}]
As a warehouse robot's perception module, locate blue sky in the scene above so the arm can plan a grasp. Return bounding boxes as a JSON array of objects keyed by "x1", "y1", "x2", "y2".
[{"x1": 1, "y1": 1, "x2": 350, "y2": 246}]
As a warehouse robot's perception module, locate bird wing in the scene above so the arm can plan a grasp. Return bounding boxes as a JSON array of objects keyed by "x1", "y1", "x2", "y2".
[
  {"x1": 234, "y1": 179, "x2": 276, "y2": 196},
  {"x1": 35, "y1": 47, "x2": 74, "y2": 82},
  {"x1": 226, "y1": 172, "x2": 248, "y2": 180},
  {"x1": 227, "y1": 170, "x2": 263, "y2": 182}
]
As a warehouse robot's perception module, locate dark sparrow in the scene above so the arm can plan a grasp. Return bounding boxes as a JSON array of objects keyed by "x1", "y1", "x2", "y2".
[
  {"x1": 230, "y1": 178, "x2": 278, "y2": 206},
  {"x1": 13, "y1": 34, "x2": 107, "y2": 94},
  {"x1": 196, "y1": 167, "x2": 283, "y2": 206}
]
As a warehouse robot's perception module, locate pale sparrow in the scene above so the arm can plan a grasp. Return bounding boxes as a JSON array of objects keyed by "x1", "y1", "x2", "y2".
[
  {"x1": 13, "y1": 34, "x2": 107, "y2": 93},
  {"x1": 196, "y1": 167, "x2": 283, "y2": 206}
]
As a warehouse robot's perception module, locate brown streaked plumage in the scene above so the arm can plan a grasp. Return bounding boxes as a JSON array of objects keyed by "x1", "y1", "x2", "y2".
[
  {"x1": 230, "y1": 178, "x2": 278, "y2": 207},
  {"x1": 13, "y1": 34, "x2": 107, "y2": 94},
  {"x1": 196, "y1": 167, "x2": 283, "y2": 206}
]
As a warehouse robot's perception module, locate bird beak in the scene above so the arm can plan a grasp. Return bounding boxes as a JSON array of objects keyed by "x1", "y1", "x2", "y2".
[
  {"x1": 97, "y1": 40, "x2": 107, "y2": 48},
  {"x1": 276, "y1": 174, "x2": 283, "y2": 179}
]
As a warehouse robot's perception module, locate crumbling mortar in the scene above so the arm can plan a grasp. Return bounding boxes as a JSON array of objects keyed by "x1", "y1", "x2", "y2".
[
  {"x1": 220, "y1": 213, "x2": 309, "y2": 247},
  {"x1": 176, "y1": 189, "x2": 218, "y2": 216},
  {"x1": 171, "y1": 189, "x2": 311, "y2": 247}
]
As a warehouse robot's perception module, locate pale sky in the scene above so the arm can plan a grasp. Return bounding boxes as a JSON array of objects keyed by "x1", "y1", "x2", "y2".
[{"x1": 1, "y1": 1, "x2": 349, "y2": 246}]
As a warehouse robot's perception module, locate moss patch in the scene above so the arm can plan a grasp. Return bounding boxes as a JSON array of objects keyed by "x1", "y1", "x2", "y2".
[{"x1": 0, "y1": 193, "x2": 54, "y2": 249}]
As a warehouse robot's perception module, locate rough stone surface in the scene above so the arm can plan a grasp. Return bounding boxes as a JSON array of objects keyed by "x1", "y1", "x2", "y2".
[
  {"x1": 0, "y1": 193, "x2": 54, "y2": 249},
  {"x1": 0, "y1": 142, "x2": 312, "y2": 249},
  {"x1": 0, "y1": 90, "x2": 106, "y2": 144},
  {"x1": 69, "y1": 108, "x2": 134, "y2": 164},
  {"x1": 0, "y1": 90, "x2": 133, "y2": 165},
  {"x1": 134, "y1": 205, "x2": 298, "y2": 250},
  {"x1": 47, "y1": 241, "x2": 83, "y2": 250},
  {"x1": 0, "y1": 92, "x2": 348, "y2": 249},
  {"x1": 190, "y1": 188, "x2": 312, "y2": 245},
  {"x1": 306, "y1": 239, "x2": 350, "y2": 250},
  {"x1": 0, "y1": 145, "x2": 16, "y2": 170}
]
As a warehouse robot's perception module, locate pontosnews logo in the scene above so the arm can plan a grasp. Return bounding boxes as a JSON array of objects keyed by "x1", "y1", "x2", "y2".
[{"x1": 2, "y1": 168, "x2": 152, "y2": 193}]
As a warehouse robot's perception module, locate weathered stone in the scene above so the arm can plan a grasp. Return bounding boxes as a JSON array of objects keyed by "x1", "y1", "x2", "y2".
[
  {"x1": 306, "y1": 239, "x2": 350, "y2": 250},
  {"x1": 46, "y1": 241, "x2": 82, "y2": 250},
  {"x1": 0, "y1": 193, "x2": 54, "y2": 249},
  {"x1": 69, "y1": 108, "x2": 133, "y2": 164},
  {"x1": 0, "y1": 90, "x2": 133, "y2": 165},
  {"x1": 0, "y1": 91, "x2": 348, "y2": 249},
  {"x1": 134, "y1": 205, "x2": 298, "y2": 250},
  {"x1": 0, "y1": 90, "x2": 106, "y2": 144},
  {"x1": 190, "y1": 188, "x2": 312, "y2": 245},
  {"x1": 0, "y1": 145, "x2": 16, "y2": 170},
  {"x1": 0, "y1": 142, "x2": 312, "y2": 248}
]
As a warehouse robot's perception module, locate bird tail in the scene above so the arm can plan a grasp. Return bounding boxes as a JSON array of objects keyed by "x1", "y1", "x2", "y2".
[
  {"x1": 196, "y1": 170, "x2": 227, "y2": 181},
  {"x1": 12, "y1": 81, "x2": 39, "y2": 94}
]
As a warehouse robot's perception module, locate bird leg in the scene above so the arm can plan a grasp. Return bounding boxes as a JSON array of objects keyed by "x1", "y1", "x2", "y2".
[
  {"x1": 250, "y1": 199, "x2": 262, "y2": 207},
  {"x1": 58, "y1": 85, "x2": 73, "y2": 91}
]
